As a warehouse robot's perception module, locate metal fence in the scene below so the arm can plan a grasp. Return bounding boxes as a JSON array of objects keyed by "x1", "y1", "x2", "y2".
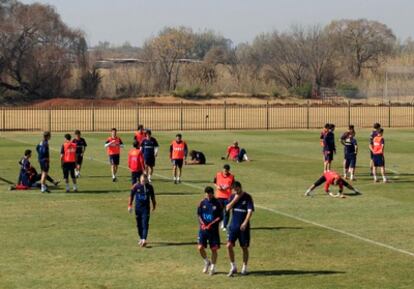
[{"x1": 1, "y1": 102, "x2": 414, "y2": 132}]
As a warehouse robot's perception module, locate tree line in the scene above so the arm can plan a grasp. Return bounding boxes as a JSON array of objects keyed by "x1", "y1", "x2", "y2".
[{"x1": 1, "y1": 0, "x2": 410, "y2": 101}]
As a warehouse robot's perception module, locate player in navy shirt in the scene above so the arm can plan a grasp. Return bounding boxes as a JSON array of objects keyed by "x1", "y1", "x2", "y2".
[
  {"x1": 72, "y1": 130, "x2": 87, "y2": 178},
  {"x1": 36, "y1": 131, "x2": 51, "y2": 193},
  {"x1": 322, "y1": 124, "x2": 336, "y2": 172},
  {"x1": 343, "y1": 131, "x2": 358, "y2": 180},
  {"x1": 140, "y1": 130, "x2": 159, "y2": 183},
  {"x1": 197, "y1": 186, "x2": 222, "y2": 275},
  {"x1": 128, "y1": 174, "x2": 156, "y2": 247},
  {"x1": 369, "y1": 123, "x2": 381, "y2": 174},
  {"x1": 226, "y1": 181, "x2": 254, "y2": 277}
]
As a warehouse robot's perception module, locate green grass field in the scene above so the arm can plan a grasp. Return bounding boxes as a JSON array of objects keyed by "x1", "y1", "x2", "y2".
[{"x1": 0, "y1": 129, "x2": 413, "y2": 289}]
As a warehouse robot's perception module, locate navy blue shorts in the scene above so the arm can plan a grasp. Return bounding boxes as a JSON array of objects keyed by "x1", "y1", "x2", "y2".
[
  {"x1": 109, "y1": 154, "x2": 120, "y2": 165},
  {"x1": 62, "y1": 162, "x2": 76, "y2": 179},
  {"x1": 144, "y1": 155, "x2": 155, "y2": 167},
  {"x1": 131, "y1": 171, "x2": 143, "y2": 185},
  {"x1": 345, "y1": 155, "x2": 357, "y2": 169},
  {"x1": 75, "y1": 154, "x2": 84, "y2": 166},
  {"x1": 228, "y1": 226, "x2": 250, "y2": 247},
  {"x1": 323, "y1": 151, "x2": 333, "y2": 162},
  {"x1": 172, "y1": 159, "x2": 184, "y2": 168},
  {"x1": 370, "y1": 150, "x2": 374, "y2": 160},
  {"x1": 198, "y1": 228, "x2": 220, "y2": 249},
  {"x1": 39, "y1": 160, "x2": 49, "y2": 173},
  {"x1": 373, "y1": 154, "x2": 385, "y2": 167}
]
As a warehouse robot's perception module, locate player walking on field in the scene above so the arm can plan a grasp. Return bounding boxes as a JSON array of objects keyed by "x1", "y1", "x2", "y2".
[
  {"x1": 226, "y1": 181, "x2": 254, "y2": 277},
  {"x1": 140, "y1": 129, "x2": 159, "y2": 183},
  {"x1": 128, "y1": 174, "x2": 156, "y2": 247},
  {"x1": 72, "y1": 130, "x2": 87, "y2": 178},
  {"x1": 197, "y1": 186, "x2": 222, "y2": 275},
  {"x1": 36, "y1": 131, "x2": 51, "y2": 193},
  {"x1": 128, "y1": 140, "x2": 146, "y2": 185},
  {"x1": 134, "y1": 124, "x2": 146, "y2": 146},
  {"x1": 214, "y1": 164, "x2": 235, "y2": 231},
  {"x1": 169, "y1": 133, "x2": 188, "y2": 184},
  {"x1": 104, "y1": 128, "x2": 124, "y2": 182},
  {"x1": 61, "y1": 134, "x2": 78, "y2": 192},
  {"x1": 370, "y1": 128, "x2": 387, "y2": 183}
]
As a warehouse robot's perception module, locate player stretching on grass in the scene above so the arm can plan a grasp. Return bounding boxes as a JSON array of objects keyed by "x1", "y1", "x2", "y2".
[
  {"x1": 36, "y1": 131, "x2": 51, "y2": 193},
  {"x1": 305, "y1": 170, "x2": 361, "y2": 198},
  {"x1": 72, "y1": 130, "x2": 87, "y2": 178},
  {"x1": 61, "y1": 134, "x2": 78, "y2": 192},
  {"x1": 197, "y1": 186, "x2": 222, "y2": 275},
  {"x1": 105, "y1": 128, "x2": 124, "y2": 182},
  {"x1": 370, "y1": 128, "x2": 387, "y2": 183},
  {"x1": 170, "y1": 133, "x2": 188, "y2": 184},
  {"x1": 128, "y1": 174, "x2": 156, "y2": 247},
  {"x1": 226, "y1": 181, "x2": 254, "y2": 277}
]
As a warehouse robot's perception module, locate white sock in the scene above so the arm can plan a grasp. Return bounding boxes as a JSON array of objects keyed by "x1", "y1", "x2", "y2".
[
  {"x1": 73, "y1": 184, "x2": 77, "y2": 190},
  {"x1": 231, "y1": 262, "x2": 237, "y2": 270},
  {"x1": 112, "y1": 174, "x2": 116, "y2": 179},
  {"x1": 373, "y1": 175, "x2": 377, "y2": 181},
  {"x1": 210, "y1": 263, "x2": 215, "y2": 269},
  {"x1": 66, "y1": 183, "x2": 70, "y2": 191},
  {"x1": 204, "y1": 258, "x2": 210, "y2": 265},
  {"x1": 242, "y1": 263, "x2": 247, "y2": 272},
  {"x1": 243, "y1": 154, "x2": 249, "y2": 161},
  {"x1": 41, "y1": 184, "x2": 46, "y2": 191},
  {"x1": 383, "y1": 176, "x2": 387, "y2": 181}
]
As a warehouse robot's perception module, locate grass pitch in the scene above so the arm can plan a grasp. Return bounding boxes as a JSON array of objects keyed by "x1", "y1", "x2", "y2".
[{"x1": 0, "y1": 129, "x2": 413, "y2": 289}]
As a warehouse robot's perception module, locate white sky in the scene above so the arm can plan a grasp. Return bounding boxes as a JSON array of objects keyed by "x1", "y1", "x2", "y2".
[{"x1": 21, "y1": 0, "x2": 414, "y2": 46}]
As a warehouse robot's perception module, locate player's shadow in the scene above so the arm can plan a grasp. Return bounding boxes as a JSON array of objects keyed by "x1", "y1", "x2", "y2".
[
  {"x1": 248, "y1": 269, "x2": 345, "y2": 276},
  {"x1": 156, "y1": 191, "x2": 199, "y2": 196},
  {"x1": 251, "y1": 226, "x2": 303, "y2": 231},
  {"x1": 150, "y1": 241, "x2": 197, "y2": 247},
  {"x1": 68, "y1": 189, "x2": 126, "y2": 194}
]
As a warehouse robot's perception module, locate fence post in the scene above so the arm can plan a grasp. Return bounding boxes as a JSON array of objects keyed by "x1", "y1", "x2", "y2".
[
  {"x1": 136, "y1": 104, "x2": 139, "y2": 129},
  {"x1": 91, "y1": 103, "x2": 95, "y2": 132},
  {"x1": 2, "y1": 107, "x2": 5, "y2": 132},
  {"x1": 306, "y1": 101, "x2": 310, "y2": 129},
  {"x1": 266, "y1": 101, "x2": 269, "y2": 130},
  {"x1": 224, "y1": 101, "x2": 227, "y2": 130},
  {"x1": 48, "y1": 107, "x2": 51, "y2": 132},
  {"x1": 388, "y1": 100, "x2": 391, "y2": 128},
  {"x1": 348, "y1": 100, "x2": 351, "y2": 126},
  {"x1": 180, "y1": 101, "x2": 183, "y2": 131}
]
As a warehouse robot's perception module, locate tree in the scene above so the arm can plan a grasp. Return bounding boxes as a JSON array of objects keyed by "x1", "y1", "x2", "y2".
[{"x1": 327, "y1": 19, "x2": 396, "y2": 78}]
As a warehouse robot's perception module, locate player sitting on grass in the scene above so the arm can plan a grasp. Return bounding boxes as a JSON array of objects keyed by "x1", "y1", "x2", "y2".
[
  {"x1": 11, "y1": 149, "x2": 59, "y2": 190},
  {"x1": 197, "y1": 186, "x2": 222, "y2": 276},
  {"x1": 187, "y1": 150, "x2": 206, "y2": 165},
  {"x1": 128, "y1": 174, "x2": 156, "y2": 248},
  {"x1": 224, "y1": 141, "x2": 249, "y2": 162},
  {"x1": 305, "y1": 170, "x2": 361, "y2": 198}
]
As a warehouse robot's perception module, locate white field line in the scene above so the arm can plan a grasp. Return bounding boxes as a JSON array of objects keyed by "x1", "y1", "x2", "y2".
[{"x1": 2, "y1": 135, "x2": 414, "y2": 258}]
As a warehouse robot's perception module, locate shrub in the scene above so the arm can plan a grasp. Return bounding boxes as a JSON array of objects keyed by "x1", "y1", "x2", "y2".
[
  {"x1": 289, "y1": 83, "x2": 313, "y2": 98},
  {"x1": 337, "y1": 83, "x2": 360, "y2": 98},
  {"x1": 172, "y1": 86, "x2": 202, "y2": 99}
]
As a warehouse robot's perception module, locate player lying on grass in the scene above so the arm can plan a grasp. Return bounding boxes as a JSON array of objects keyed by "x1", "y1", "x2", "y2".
[
  {"x1": 128, "y1": 174, "x2": 156, "y2": 248},
  {"x1": 187, "y1": 150, "x2": 206, "y2": 165},
  {"x1": 224, "y1": 141, "x2": 249, "y2": 162},
  {"x1": 197, "y1": 186, "x2": 222, "y2": 276},
  {"x1": 305, "y1": 170, "x2": 361, "y2": 198},
  {"x1": 11, "y1": 149, "x2": 59, "y2": 190}
]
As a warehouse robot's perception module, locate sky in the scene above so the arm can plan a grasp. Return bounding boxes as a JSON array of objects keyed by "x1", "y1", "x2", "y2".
[{"x1": 21, "y1": 0, "x2": 414, "y2": 47}]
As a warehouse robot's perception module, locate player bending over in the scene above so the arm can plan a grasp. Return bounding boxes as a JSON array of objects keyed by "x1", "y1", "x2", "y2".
[
  {"x1": 305, "y1": 170, "x2": 360, "y2": 198},
  {"x1": 226, "y1": 181, "x2": 254, "y2": 277},
  {"x1": 187, "y1": 150, "x2": 206, "y2": 165},
  {"x1": 197, "y1": 186, "x2": 222, "y2": 275},
  {"x1": 128, "y1": 174, "x2": 156, "y2": 247}
]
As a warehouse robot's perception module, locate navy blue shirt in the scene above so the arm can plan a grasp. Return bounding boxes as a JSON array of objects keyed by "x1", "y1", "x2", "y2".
[
  {"x1": 36, "y1": 140, "x2": 49, "y2": 161},
  {"x1": 344, "y1": 137, "x2": 357, "y2": 156},
  {"x1": 197, "y1": 197, "x2": 222, "y2": 229},
  {"x1": 141, "y1": 137, "x2": 159, "y2": 158},
  {"x1": 229, "y1": 193, "x2": 254, "y2": 229},
  {"x1": 72, "y1": 137, "x2": 87, "y2": 154},
  {"x1": 323, "y1": 131, "x2": 336, "y2": 152},
  {"x1": 130, "y1": 183, "x2": 155, "y2": 211},
  {"x1": 370, "y1": 130, "x2": 379, "y2": 145}
]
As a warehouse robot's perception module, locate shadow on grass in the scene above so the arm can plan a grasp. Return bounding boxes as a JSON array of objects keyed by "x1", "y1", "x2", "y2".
[
  {"x1": 151, "y1": 241, "x2": 197, "y2": 247},
  {"x1": 68, "y1": 189, "x2": 127, "y2": 194},
  {"x1": 251, "y1": 226, "x2": 303, "y2": 231},
  {"x1": 249, "y1": 269, "x2": 345, "y2": 276},
  {"x1": 156, "y1": 191, "x2": 199, "y2": 196}
]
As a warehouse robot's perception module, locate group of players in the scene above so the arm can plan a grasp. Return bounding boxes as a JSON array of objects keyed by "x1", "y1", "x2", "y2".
[{"x1": 305, "y1": 122, "x2": 388, "y2": 198}]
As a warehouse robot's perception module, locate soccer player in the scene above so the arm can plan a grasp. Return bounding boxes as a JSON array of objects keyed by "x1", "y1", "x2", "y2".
[
  {"x1": 169, "y1": 133, "x2": 188, "y2": 184},
  {"x1": 370, "y1": 128, "x2": 387, "y2": 183},
  {"x1": 36, "y1": 131, "x2": 51, "y2": 193},
  {"x1": 128, "y1": 174, "x2": 156, "y2": 247},
  {"x1": 341, "y1": 126, "x2": 358, "y2": 180},
  {"x1": 140, "y1": 129, "x2": 159, "y2": 183},
  {"x1": 369, "y1": 123, "x2": 382, "y2": 174},
  {"x1": 304, "y1": 170, "x2": 361, "y2": 198},
  {"x1": 226, "y1": 181, "x2": 254, "y2": 277},
  {"x1": 214, "y1": 164, "x2": 235, "y2": 231},
  {"x1": 225, "y1": 141, "x2": 249, "y2": 162},
  {"x1": 72, "y1": 130, "x2": 87, "y2": 178},
  {"x1": 128, "y1": 140, "x2": 145, "y2": 185},
  {"x1": 104, "y1": 128, "x2": 124, "y2": 182},
  {"x1": 61, "y1": 134, "x2": 78, "y2": 192},
  {"x1": 187, "y1": 150, "x2": 206, "y2": 165},
  {"x1": 197, "y1": 186, "x2": 222, "y2": 275},
  {"x1": 134, "y1": 124, "x2": 146, "y2": 146},
  {"x1": 322, "y1": 123, "x2": 336, "y2": 172}
]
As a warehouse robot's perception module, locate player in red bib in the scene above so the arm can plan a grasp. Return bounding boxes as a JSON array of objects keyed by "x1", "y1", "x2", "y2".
[
  {"x1": 128, "y1": 140, "x2": 146, "y2": 185},
  {"x1": 225, "y1": 141, "x2": 249, "y2": 162},
  {"x1": 169, "y1": 133, "x2": 188, "y2": 184},
  {"x1": 134, "y1": 124, "x2": 146, "y2": 146},
  {"x1": 214, "y1": 164, "x2": 235, "y2": 231},
  {"x1": 370, "y1": 128, "x2": 387, "y2": 183},
  {"x1": 61, "y1": 134, "x2": 78, "y2": 192},
  {"x1": 104, "y1": 128, "x2": 124, "y2": 182},
  {"x1": 305, "y1": 170, "x2": 360, "y2": 198}
]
